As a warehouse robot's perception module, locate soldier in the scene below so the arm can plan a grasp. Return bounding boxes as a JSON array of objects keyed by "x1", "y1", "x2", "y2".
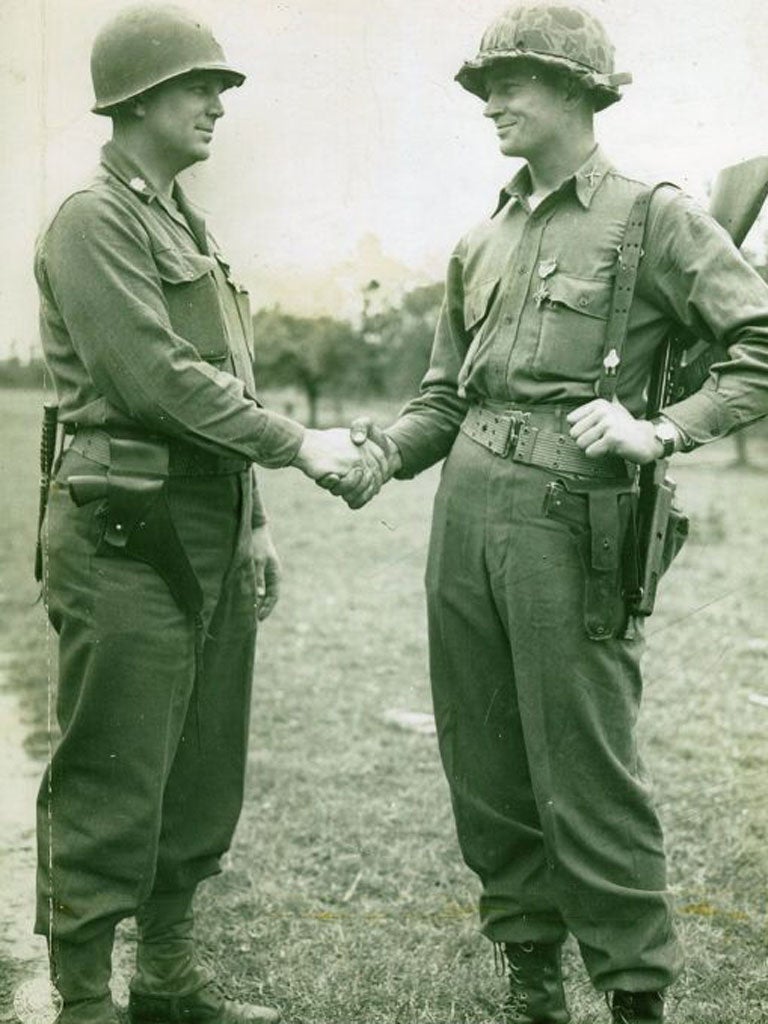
[
  {"x1": 34, "y1": 5, "x2": 386, "y2": 1024},
  {"x1": 339, "y1": 3, "x2": 768, "y2": 1022}
]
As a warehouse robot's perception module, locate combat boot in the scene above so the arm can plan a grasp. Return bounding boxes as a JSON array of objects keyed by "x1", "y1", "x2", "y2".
[
  {"x1": 502, "y1": 942, "x2": 570, "y2": 1024},
  {"x1": 607, "y1": 990, "x2": 665, "y2": 1023},
  {"x1": 49, "y1": 930, "x2": 119, "y2": 1024},
  {"x1": 128, "y1": 889, "x2": 279, "y2": 1024}
]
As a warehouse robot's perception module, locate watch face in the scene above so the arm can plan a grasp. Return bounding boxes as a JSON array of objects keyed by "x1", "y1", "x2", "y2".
[{"x1": 654, "y1": 421, "x2": 676, "y2": 456}]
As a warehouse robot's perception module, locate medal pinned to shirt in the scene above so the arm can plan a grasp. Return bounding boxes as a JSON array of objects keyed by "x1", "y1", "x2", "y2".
[{"x1": 533, "y1": 257, "x2": 558, "y2": 307}]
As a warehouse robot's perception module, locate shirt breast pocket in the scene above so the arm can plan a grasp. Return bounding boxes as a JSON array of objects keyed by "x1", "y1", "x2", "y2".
[
  {"x1": 463, "y1": 276, "x2": 499, "y2": 335},
  {"x1": 153, "y1": 248, "x2": 230, "y2": 364},
  {"x1": 532, "y1": 274, "x2": 611, "y2": 383},
  {"x1": 460, "y1": 277, "x2": 500, "y2": 382},
  {"x1": 213, "y1": 250, "x2": 254, "y2": 360}
]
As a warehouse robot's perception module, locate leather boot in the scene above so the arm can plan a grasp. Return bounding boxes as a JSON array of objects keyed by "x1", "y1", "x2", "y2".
[
  {"x1": 128, "y1": 889, "x2": 279, "y2": 1024},
  {"x1": 49, "y1": 930, "x2": 119, "y2": 1024},
  {"x1": 608, "y1": 990, "x2": 665, "y2": 1023},
  {"x1": 502, "y1": 942, "x2": 570, "y2": 1024}
]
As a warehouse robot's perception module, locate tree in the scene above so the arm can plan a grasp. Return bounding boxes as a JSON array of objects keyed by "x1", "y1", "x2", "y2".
[
  {"x1": 361, "y1": 281, "x2": 445, "y2": 397},
  {"x1": 0, "y1": 356, "x2": 47, "y2": 389},
  {"x1": 250, "y1": 280, "x2": 445, "y2": 424},
  {"x1": 252, "y1": 308, "x2": 374, "y2": 426}
]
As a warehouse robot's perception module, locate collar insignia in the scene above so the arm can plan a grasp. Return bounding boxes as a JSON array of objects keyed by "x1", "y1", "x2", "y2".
[{"x1": 583, "y1": 168, "x2": 601, "y2": 188}]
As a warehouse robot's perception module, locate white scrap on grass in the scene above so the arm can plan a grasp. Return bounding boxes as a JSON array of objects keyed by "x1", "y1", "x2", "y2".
[
  {"x1": 382, "y1": 708, "x2": 436, "y2": 736},
  {"x1": 747, "y1": 693, "x2": 768, "y2": 708},
  {"x1": 342, "y1": 868, "x2": 363, "y2": 903}
]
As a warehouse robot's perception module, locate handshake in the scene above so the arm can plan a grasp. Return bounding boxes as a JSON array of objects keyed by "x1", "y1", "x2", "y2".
[{"x1": 292, "y1": 417, "x2": 401, "y2": 509}]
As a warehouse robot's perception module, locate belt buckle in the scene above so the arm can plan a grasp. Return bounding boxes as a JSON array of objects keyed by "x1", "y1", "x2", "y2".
[
  {"x1": 491, "y1": 410, "x2": 517, "y2": 457},
  {"x1": 506, "y1": 411, "x2": 531, "y2": 460}
]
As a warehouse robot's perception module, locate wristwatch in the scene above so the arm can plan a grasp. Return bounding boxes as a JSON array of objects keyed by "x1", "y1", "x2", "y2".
[{"x1": 650, "y1": 417, "x2": 679, "y2": 459}]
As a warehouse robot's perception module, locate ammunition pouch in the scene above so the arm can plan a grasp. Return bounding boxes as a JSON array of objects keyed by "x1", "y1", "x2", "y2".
[{"x1": 68, "y1": 437, "x2": 203, "y2": 619}]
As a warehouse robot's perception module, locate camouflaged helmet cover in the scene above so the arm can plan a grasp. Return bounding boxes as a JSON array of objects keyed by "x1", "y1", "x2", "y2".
[
  {"x1": 91, "y1": 3, "x2": 245, "y2": 115},
  {"x1": 456, "y1": 2, "x2": 632, "y2": 111}
]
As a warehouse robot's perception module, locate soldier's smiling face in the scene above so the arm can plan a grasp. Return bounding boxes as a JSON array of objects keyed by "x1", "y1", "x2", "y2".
[
  {"x1": 483, "y1": 60, "x2": 572, "y2": 161},
  {"x1": 135, "y1": 72, "x2": 228, "y2": 169}
]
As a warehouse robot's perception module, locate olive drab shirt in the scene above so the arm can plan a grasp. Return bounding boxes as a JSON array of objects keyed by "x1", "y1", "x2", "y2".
[
  {"x1": 35, "y1": 141, "x2": 305, "y2": 525},
  {"x1": 388, "y1": 147, "x2": 768, "y2": 476}
]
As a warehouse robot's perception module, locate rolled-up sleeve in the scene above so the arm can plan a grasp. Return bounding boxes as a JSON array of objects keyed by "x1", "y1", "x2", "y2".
[
  {"x1": 386, "y1": 241, "x2": 471, "y2": 477},
  {"x1": 645, "y1": 192, "x2": 768, "y2": 445},
  {"x1": 38, "y1": 191, "x2": 304, "y2": 468}
]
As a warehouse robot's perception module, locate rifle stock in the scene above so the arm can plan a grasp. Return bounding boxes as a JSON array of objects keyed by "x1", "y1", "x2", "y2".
[
  {"x1": 633, "y1": 156, "x2": 768, "y2": 615},
  {"x1": 666, "y1": 156, "x2": 768, "y2": 402},
  {"x1": 709, "y1": 155, "x2": 768, "y2": 248}
]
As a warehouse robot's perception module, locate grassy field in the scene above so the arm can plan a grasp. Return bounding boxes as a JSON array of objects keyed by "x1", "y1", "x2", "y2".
[{"x1": 0, "y1": 388, "x2": 766, "y2": 1023}]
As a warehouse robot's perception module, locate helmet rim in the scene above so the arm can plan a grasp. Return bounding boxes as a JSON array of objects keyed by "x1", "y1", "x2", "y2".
[
  {"x1": 455, "y1": 51, "x2": 629, "y2": 112},
  {"x1": 91, "y1": 64, "x2": 245, "y2": 115}
]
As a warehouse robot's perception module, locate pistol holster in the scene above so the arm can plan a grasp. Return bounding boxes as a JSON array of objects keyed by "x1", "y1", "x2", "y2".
[{"x1": 68, "y1": 437, "x2": 203, "y2": 619}]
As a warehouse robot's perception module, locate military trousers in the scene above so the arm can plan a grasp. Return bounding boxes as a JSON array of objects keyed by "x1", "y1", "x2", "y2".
[
  {"x1": 425, "y1": 429, "x2": 683, "y2": 992},
  {"x1": 36, "y1": 449, "x2": 258, "y2": 944}
]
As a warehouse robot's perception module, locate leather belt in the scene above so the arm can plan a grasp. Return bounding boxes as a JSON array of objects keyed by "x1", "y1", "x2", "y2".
[
  {"x1": 66, "y1": 427, "x2": 249, "y2": 476},
  {"x1": 461, "y1": 404, "x2": 631, "y2": 480}
]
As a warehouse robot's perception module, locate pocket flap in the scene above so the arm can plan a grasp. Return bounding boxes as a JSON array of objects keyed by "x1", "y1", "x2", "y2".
[
  {"x1": 213, "y1": 251, "x2": 249, "y2": 294},
  {"x1": 154, "y1": 248, "x2": 217, "y2": 285},
  {"x1": 463, "y1": 277, "x2": 499, "y2": 332},
  {"x1": 547, "y1": 274, "x2": 611, "y2": 320}
]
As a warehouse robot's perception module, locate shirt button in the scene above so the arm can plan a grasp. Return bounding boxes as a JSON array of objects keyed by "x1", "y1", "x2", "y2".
[
  {"x1": 518, "y1": 266, "x2": 528, "y2": 275},
  {"x1": 504, "y1": 316, "x2": 513, "y2": 325}
]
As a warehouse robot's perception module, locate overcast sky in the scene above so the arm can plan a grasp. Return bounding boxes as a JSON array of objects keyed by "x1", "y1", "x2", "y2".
[{"x1": 2, "y1": 0, "x2": 768, "y2": 356}]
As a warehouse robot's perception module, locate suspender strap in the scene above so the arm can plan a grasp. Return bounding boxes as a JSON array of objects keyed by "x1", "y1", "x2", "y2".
[{"x1": 596, "y1": 182, "x2": 675, "y2": 401}]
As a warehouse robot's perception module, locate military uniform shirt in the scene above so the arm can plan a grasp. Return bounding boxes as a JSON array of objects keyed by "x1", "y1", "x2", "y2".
[
  {"x1": 388, "y1": 147, "x2": 768, "y2": 476},
  {"x1": 35, "y1": 141, "x2": 306, "y2": 524}
]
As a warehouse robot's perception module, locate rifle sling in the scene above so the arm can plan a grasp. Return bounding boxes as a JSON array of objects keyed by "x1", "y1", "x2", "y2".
[{"x1": 596, "y1": 183, "x2": 676, "y2": 402}]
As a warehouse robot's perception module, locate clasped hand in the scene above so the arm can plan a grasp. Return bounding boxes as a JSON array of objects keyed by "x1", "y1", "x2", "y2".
[{"x1": 293, "y1": 420, "x2": 398, "y2": 508}]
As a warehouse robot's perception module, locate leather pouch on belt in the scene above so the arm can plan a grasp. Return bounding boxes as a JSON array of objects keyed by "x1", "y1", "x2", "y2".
[
  {"x1": 68, "y1": 438, "x2": 203, "y2": 619},
  {"x1": 544, "y1": 478, "x2": 636, "y2": 641}
]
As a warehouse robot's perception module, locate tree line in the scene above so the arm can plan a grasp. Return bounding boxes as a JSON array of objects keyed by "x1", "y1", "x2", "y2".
[{"x1": 251, "y1": 280, "x2": 444, "y2": 425}]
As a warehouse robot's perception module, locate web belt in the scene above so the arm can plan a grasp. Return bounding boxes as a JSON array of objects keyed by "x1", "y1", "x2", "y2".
[
  {"x1": 66, "y1": 427, "x2": 248, "y2": 476},
  {"x1": 461, "y1": 404, "x2": 631, "y2": 480}
]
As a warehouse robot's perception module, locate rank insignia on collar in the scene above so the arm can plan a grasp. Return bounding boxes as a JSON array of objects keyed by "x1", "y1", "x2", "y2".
[
  {"x1": 583, "y1": 168, "x2": 601, "y2": 188},
  {"x1": 533, "y1": 283, "x2": 550, "y2": 307},
  {"x1": 538, "y1": 257, "x2": 558, "y2": 279},
  {"x1": 128, "y1": 177, "x2": 148, "y2": 194}
]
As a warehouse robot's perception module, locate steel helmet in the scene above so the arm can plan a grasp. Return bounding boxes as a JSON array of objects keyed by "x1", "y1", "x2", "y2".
[
  {"x1": 456, "y1": 2, "x2": 631, "y2": 111},
  {"x1": 90, "y1": 4, "x2": 245, "y2": 115}
]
